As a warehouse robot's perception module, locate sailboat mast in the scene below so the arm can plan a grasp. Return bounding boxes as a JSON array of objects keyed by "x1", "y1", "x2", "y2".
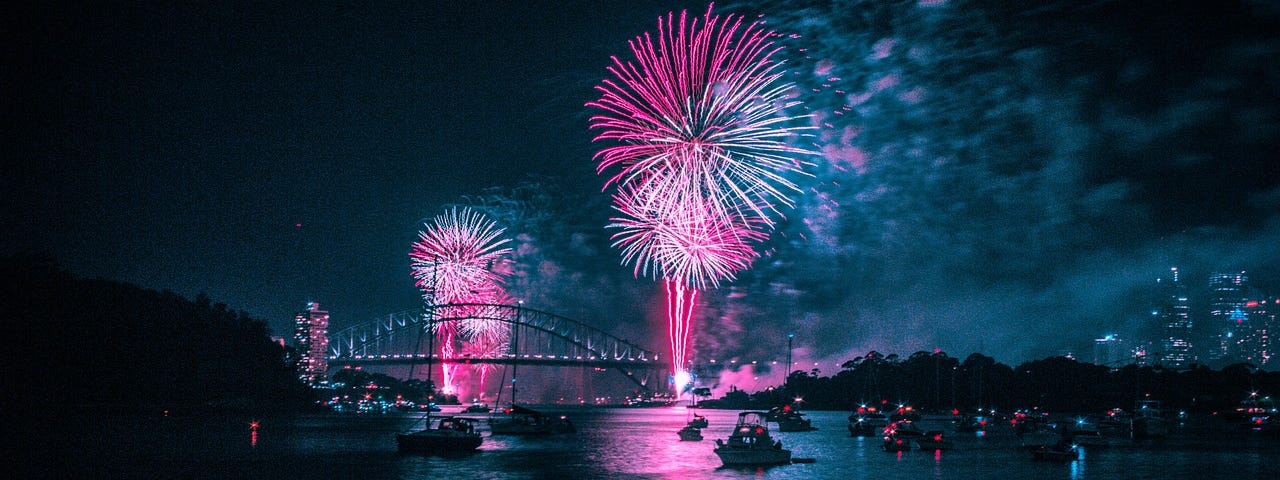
[
  {"x1": 425, "y1": 260, "x2": 436, "y2": 414},
  {"x1": 511, "y1": 302, "x2": 520, "y2": 405}
]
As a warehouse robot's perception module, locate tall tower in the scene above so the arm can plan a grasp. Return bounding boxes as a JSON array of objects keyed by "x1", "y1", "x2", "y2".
[
  {"x1": 1207, "y1": 271, "x2": 1249, "y2": 363},
  {"x1": 293, "y1": 302, "x2": 330, "y2": 386},
  {"x1": 1155, "y1": 268, "x2": 1193, "y2": 369},
  {"x1": 1250, "y1": 296, "x2": 1278, "y2": 368}
]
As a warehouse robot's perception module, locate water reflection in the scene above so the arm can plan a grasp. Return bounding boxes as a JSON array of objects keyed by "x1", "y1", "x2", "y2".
[{"x1": 40, "y1": 408, "x2": 1280, "y2": 479}]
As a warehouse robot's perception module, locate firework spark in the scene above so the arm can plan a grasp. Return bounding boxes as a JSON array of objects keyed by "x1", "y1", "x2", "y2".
[
  {"x1": 589, "y1": 5, "x2": 815, "y2": 394},
  {"x1": 409, "y1": 207, "x2": 513, "y2": 393}
]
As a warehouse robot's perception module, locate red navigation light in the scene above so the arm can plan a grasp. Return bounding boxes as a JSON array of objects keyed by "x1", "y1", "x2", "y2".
[
  {"x1": 952, "y1": 409, "x2": 959, "y2": 416},
  {"x1": 858, "y1": 406, "x2": 866, "y2": 414},
  {"x1": 933, "y1": 434, "x2": 942, "y2": 441},
  {"x1": 783, "y1": 405, "x2": 791, "y2": 412},
  {"x1": 249, "y1": 421, "x2": 260, "y2": 431},
  {"x1": 756, "y1": 427, "x2": 764, "y2": 434}
]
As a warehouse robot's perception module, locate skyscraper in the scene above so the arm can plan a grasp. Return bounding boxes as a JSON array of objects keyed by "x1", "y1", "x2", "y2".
[
  {"x1": 1240, "y1": 297, "x2": 1276, "y2": 367},
  {"x1": 1207, "y1": 271, "x2": 1249, "y2": 363},
  {"x1": 1155, "y1": 268, "x2": 1193, "y2": 369},
  {"x1": 294, "y1": 302, "x2": 330, "y2": 386}
]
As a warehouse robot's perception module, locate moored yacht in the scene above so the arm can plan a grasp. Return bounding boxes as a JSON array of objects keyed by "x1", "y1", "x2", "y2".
[
  {"x1": 713, "y1": 412, "x2": 792, "y2": 466},
  {"x1": 396, "y1": 416, "x2": 482, "y2": 453},
  {"x1": 678, "y1": 424, "x2": 703, "y2": 441},
  {"x1": 488, "y1": 405, "x2": 576, "y2": 435}
]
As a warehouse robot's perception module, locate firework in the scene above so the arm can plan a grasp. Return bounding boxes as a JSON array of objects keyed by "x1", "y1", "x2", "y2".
[
  {"x1": 609, "y1": 175, "x2": 767, "y2": 290},
  {"x1": 410, "y1": 208, "x2": 512, "y2": 302},
  {"x1": 589, "y1": 5, "x2": 815, "y2": 394},
  {"x1": 409, "y1": 207, "x2": 513, "y2": 393},
  {"x1": 460, "y1": 333, "x2": 510, "y2": 399},
  {"x1": 587, "y1": 5, "x2": 815, "y2": 223}
]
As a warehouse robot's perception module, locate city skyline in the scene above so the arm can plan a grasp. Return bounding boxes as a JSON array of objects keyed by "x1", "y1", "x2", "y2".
[{"x1": 5, "y1": 1, "x2": 1279, "y2": 370}]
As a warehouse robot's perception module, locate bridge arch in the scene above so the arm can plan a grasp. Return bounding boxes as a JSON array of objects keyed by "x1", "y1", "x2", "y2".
[{"x1": 326, "y1": 303, "x2": 662, "y2": 387}]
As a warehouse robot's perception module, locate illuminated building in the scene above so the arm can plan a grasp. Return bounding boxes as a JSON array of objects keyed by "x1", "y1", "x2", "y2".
[
  {"x1": 293, "y1": 302, "x2": 330, "y2": 386},
  {"x1": 1207, "y1": 271, "x2": 1249, "y2": 363},
  {"x1": 1241, "y1": 297, "x2": 1277, "y2": 367},
  {"x1": 1154, "y1": 268, "x2": 1193, "y2": 369}
]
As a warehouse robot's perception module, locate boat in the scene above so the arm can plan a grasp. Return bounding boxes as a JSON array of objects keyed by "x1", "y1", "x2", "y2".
[
  {"x1": 1132, "y1": 400, "x2": 1169, "y2": 438},
  {"x1": 486, "y1": 315, "x2": 574, "y2": 435},
  {"x1": 413, "y1": 403, "x2": 441, "y2": 412},
  {"x1": 488, "y1": 405, "x2": 576, "y2": 435},
  {"x1": 395, "y1": 298, "x2": 482, "y2": 453},
  {"x1": 889, "y1": 405, "x2": 922, "y2": 422},
  {"x1": 886, "y1": 420, "x2": 924, "y2": 440},
  {"x1": 1067, "y1": 423, "x2": 1108, "y2": 447},
  {"x1": 1018, "y1": 426, "x2": 1061, "y2": 449},
  {"x1": 396, "y1": 416, "x2": 482, "y2": 454},
  {"x1": 915, "y1": 430, "x2": 954, "y2": 451},
  {"x1": 849, "y1": 411, "x2": 890, "y2": 437},
  {"x1": 688, "y1": 412, "x2": 708, "y2": 428},
  {"x1": 1031, "y1": 443, "x2": 1078, "y2": 461},
  {"x1": 677, "y1": 425, "x2": 703, "y2": 441},
  {"x1": 463, "y1": 402, "x2": 492, "y2": 414},
  {"x1": 776, "y1": 410, "x2": 817, "y2": 432},
  {"x1": 953, "y1": 413, "x2": 986, "y2": 433},
  {"x1": 882, "y1": 434, "x2": 912, "y2": 452},
  {"x1": 1098, "y1": 408, "x2": 1131, "y2": 434},
  {"x1": 713, "y1": 412, "x2": 792, "y2": 466}
]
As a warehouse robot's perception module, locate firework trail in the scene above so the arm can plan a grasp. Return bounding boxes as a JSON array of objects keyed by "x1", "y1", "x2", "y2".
[
  {"x1": 460, "y1": 333, "x2": 509, "y2": 399},
  {"x1": 409, "y1": 207, "x2": 512, "y2": 393},
  {"x1": 589, "y1": 4, "x2": 815, "y2": 394}
]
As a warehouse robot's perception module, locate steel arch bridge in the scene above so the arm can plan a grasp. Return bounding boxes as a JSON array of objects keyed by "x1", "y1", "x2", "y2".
[{"x1": 327, "y1": 303, "x2": 663, "y2": 386}]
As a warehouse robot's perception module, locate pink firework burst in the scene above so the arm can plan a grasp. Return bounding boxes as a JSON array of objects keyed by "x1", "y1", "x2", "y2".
[
  {"x1": 609, "y1": 175, "x2": 768, "y2": 290},
  {"x1": 409, "y1": 207, "x2": 512, "y2": 393},
  {"x1": 587, "y1": 4, "x2": 815, "y2": 223},
  {"x1": 589, "y1": 5, "x2": 815, "y2": 395}
]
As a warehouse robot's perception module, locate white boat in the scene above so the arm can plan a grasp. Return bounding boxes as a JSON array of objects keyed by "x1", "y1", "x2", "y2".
[
  {"x1": 396, "y1": 416, "x2": 482, "y2": 453},
  {"x1": 714, "y1": 412, "x2": 792, "y2": 466}
]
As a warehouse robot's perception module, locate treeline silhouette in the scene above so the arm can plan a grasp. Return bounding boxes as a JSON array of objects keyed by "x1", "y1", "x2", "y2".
[
  {"x1": 4, "y1": 254, "x2": 311, "y2": 413},
  {"x1": 764, "y1": 350, "x2": 1279, "y2": 414}
]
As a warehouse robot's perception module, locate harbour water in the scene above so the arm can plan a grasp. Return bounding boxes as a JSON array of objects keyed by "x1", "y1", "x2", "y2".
[{"x1": 29, "y1": 407, "x2": 1278, "y2": 479}]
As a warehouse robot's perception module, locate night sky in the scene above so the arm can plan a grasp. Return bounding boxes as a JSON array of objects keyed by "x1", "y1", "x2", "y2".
[{"x1": 5, "y1": 1, "x2": 1279, "y2": 372}]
